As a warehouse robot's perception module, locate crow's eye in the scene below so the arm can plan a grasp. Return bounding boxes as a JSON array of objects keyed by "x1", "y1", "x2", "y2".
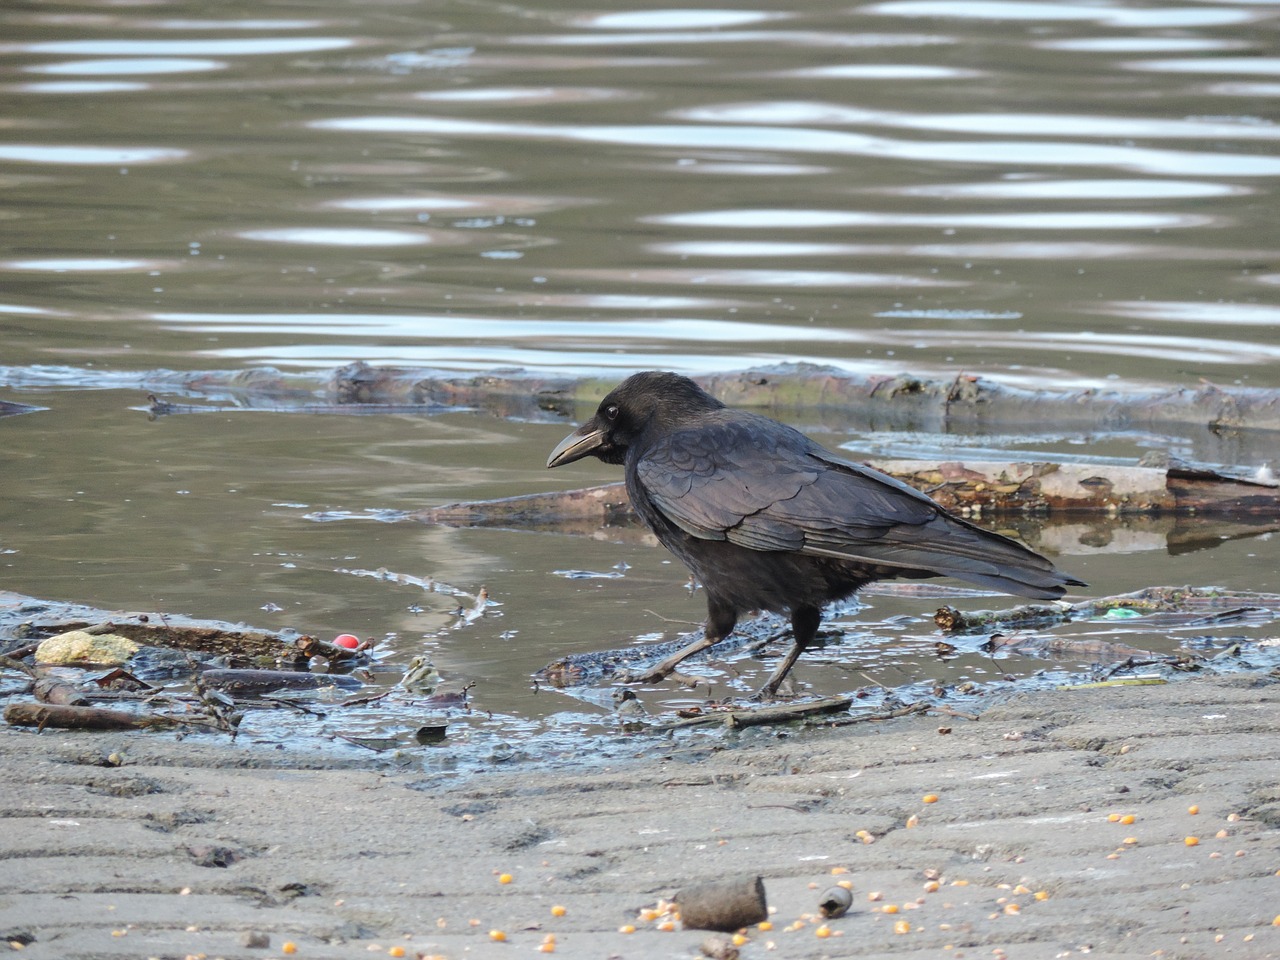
[{"x1": 604, "y1": 404, "x2": 620, "y2": 421}]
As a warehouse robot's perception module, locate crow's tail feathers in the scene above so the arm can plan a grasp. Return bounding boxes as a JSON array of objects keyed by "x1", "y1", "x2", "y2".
[{"x1": 807, "y1": 512, "x2": 1085, "y2": 601}]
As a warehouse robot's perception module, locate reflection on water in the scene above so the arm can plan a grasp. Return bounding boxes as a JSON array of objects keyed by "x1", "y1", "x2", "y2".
[{"x1": 1, "y1": 0, "x2": 1278, "y2": 761}]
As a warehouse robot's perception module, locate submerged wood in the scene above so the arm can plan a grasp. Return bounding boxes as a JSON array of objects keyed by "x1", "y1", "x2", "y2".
[
  {"x1": 935, "y1": 584, "x2": 1280, "y2": 634},
  {"x1": 541, "y1": 585, "x2": 1273, "y2": 688},
  {"x1": 200, "y1": 668, "x2": 362, "y2": 696},
  {"x1": 133, "y1": 362, "x2": 1280, "y2": 433}
]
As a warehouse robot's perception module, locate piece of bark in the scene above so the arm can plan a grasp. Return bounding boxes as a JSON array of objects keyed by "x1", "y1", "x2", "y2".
[
  {"x1": 32, "y1": 675, "x2": 89, "y2": 706},
  {"x1": 677, "y1": 876, "x2": 769, "y2": 932},
  {"x1": 3, "y1": 702, "x2": 174, "y2": 731}
]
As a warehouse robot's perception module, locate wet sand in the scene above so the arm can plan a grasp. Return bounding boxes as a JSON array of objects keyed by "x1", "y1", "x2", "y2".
[{"x1": 1, "y1": 674, "x2": 1278, "y2": 960}]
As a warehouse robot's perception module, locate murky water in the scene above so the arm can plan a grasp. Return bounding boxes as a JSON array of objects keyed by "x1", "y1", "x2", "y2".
[{"x1": 1, "y1": 0, "x2": 1278, "y2": 767}]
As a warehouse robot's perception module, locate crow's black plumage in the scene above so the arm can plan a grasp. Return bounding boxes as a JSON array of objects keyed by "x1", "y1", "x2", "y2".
[{"x1": 548, "y1": 371, "x2": 1085, "y2": 696}]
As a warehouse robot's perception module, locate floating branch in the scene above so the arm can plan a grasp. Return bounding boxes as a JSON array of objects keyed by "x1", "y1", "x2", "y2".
[{"x1": 127, "y1": 361, "x2": 1280, "y2": 434}]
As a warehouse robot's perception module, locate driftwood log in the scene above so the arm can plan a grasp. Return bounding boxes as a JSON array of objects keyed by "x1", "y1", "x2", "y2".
[
  {"x1": 412, "y1": 456, "x2": 1279, "y2": 530},
  {"x1": 3, "y1": 702, "x2": 175, "y2": 731}
]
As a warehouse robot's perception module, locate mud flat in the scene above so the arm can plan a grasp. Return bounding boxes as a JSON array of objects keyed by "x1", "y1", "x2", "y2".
[{"x1": 1, "y1": 673, "x2": 1277, "y2": 959}]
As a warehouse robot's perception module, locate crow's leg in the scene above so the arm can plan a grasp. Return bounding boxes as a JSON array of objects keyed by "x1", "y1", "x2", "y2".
[
  {"x1": 756, "y1": 605, "x2": 822, "y2": 698},
  {"x1": 619, "y1": 601, "x2": 737, "y2": 686}
]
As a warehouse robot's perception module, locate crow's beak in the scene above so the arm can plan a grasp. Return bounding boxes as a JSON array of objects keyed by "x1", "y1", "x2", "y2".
[{"x1": 547, "y1": 420, "x2": 605, "y2": 468}]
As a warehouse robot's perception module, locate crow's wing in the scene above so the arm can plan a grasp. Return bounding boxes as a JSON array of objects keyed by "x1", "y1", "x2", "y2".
[{"x1": 635, "y1": 414, "x2": 1072, "y2": 597}]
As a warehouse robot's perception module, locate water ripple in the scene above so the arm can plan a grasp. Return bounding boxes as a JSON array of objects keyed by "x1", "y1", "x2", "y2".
[
  {"x1": 314, "y1": 115, "x2": 1280, "y2": 177},
  {"x1": 645, "y1": 209, "x2": 1217, "y2": 230}
]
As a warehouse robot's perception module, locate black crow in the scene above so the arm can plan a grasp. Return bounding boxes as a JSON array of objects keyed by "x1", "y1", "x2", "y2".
[{"x1": 547, "y1": 371, "x2": 1085, "y2": 696}]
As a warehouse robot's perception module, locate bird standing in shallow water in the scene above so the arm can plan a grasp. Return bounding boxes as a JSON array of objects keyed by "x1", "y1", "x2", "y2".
[{"x1": 547, "y1": 371, "x2": 1085, "y2": 697}]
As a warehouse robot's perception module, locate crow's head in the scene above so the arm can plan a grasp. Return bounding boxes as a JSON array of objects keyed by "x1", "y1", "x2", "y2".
[{"x1": 546, "y1": 371, "x2": 723, "y2": 468}]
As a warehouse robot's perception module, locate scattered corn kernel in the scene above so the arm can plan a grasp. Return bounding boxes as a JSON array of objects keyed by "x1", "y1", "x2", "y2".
[
  {"x1": 1120, "y1": 814, "x2": 1135, "y2": 825},
  {"x1": 831, "y1": 866, "x2": 849, "y2": 875},
  {"x1": 1185, "y1": 836, "x2": 1200, "y2": 846},
  {"x1": 924, "y1": 881, "x2": 941, "y2": 893},
  {"x1": 758, "y1": 921, "x2": 773, "y2": 931},
  {"x1": 1272, "y1": 915, "x2": 1280, "y2": 927},
  {"x1": 882, "y1": 904, "x2": 900, "y2": 914},
  {"x1": 922, "y1": 794, "x2": 939, "y2": 804},
  {"x1": 836, "y1": 880, "x2": 853, "y2": 890},
  {"x1": 638, "y1": 908, "x2": 660, "y2": 922},
  {"x1": 618, "y1": 925, "x2": 635, "y2": 934},
  {"x1": 868, "y1": 891, "x2": 883, "y2": 901},
  {"x1": 894, "y1": 920, "x2": 911, "y2": 935},
  {"x1": 1004, "y1": 903, "x2": 1021, "y2": 915},
  {"x1": 815, "y1": 925, "x2": 832, "y2": 939},
  {"x1": 537, "y1": 944, "x2": 555, "y2": 954},
  {"x1": 1123, "y1": 837, "x2": 1138, "y2": 845},
  {"x1": 906, "y1": 814, "x2": 919, "y2": 828},
  {"x1": 1188, "y1": 805, "x2": 1200, "y2": 815},
  {"x1": 1107, "y1": 813, "x2": 1121, "y2": 822},
  {"x1": 1035, "y1": 891, "x2": 1050, "y2": 901},
  {"x1": 551, "y1": 905, "x2": 566, "y2": 917},
  {"x1": 282, "y1": 945, "x2": 297, "y2": 956},
  {"x1": 1227, "y1": 813, "x2": 1241, "y2": 822},
  {"x1": 1216, "y1": 829, "x2": 1230, "y2": 839},
  {"x1": 498, "y1": 873, "x2": 513, "y2": 884},
  {"x1": 388, "y1": 948, "x2": 406, "y2": 959},
  {"x1": 656, "y1": 921, "x2": 676, "y2": 932},
  {"x1": 951, "y1": 880, "x2": 969, "y2": 887},
  {"x1": 732, "y1": 933, "x2": 749, "y2": 946},
  {"x1": 488, "y1": 930, "x2": 506, "y2": 942}
]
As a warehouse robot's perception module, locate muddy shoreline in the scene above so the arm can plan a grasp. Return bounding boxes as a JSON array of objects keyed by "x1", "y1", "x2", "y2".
[{"x1": 1, "y1": 673, "x2": 1278, "y2": 959}]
